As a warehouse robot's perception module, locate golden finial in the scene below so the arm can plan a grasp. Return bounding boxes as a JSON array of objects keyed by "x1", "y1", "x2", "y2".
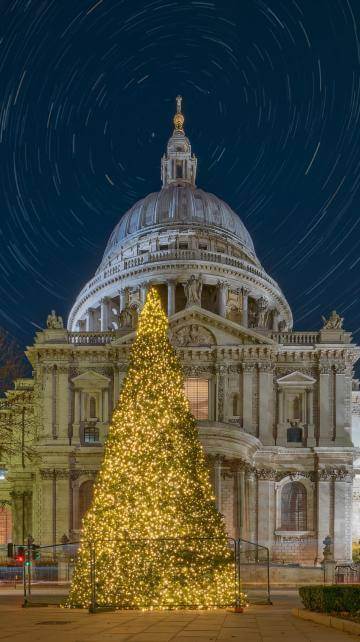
[{"x1": 173, "y1": 95, "x2": 185, "y2": 131}]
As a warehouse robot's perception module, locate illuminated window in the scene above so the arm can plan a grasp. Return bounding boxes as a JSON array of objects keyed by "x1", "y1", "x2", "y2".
[
  {"x1": 83, "y1": 425, "x2": 99, "y2": 444},
  {"x1": 78, "y1": 480, "x2": 94, "y2": 527},
  {"x1": 0, "y1": 506, "x2": 12, "y2": 544},
  {"x1": 184, "y1": 378, "x2": 209, "y2": 420},
  {"x1": 281, "y1": 482, "x2": 307, "y2": 530}
]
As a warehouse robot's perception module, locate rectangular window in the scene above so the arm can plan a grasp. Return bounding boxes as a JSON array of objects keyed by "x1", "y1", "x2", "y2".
[
  {"x1": 83, "y1": 425, "x2": 99, "y2": 444},
  {"x1": 184, "y1": 378, "x2": 209, "y2": 420},
  {"x1": 199, "y1": 242, "x2": 208, "y2": 250},
  {"x1": 179, "y1": 242, "x2": 188, "y2": 250},
  {"x1": 159, "y1": 244, "x2": 168, "y2": 251}
]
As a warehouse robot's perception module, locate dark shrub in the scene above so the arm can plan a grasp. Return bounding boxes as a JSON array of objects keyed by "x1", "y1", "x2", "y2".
[{"x1": 299, "y1": 585, "x2": 360, "y2": 614}]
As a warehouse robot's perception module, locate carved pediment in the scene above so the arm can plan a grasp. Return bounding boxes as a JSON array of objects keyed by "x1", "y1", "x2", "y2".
[
  {"x1": 276, "y1": 371, "x2": 316, "y2": 387},
  {"x1": 170, "y1": 306, "x2": 275, "y2": 346},
  {"x1": 171, "y1": 324, "x2": 216, "y2": 347},
  {"x1": 71, "y1": 370, "x2": 110, "y2": 389}
]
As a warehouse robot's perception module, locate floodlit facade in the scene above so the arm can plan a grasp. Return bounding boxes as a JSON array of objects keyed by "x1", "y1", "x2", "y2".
[{"x1": 1, "y1": 97, "x2": 360, "y2": 566}]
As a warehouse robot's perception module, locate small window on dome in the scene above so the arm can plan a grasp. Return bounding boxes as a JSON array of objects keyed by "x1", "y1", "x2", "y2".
[
  {"x1": 176, "y1": 161, "x2": 183, "y2": 179},
  {"x1": 179, "y1": 242, "x2": 188, "y2": 250},
  {"x1": 199, "y1": 242, "x2": 208, "y2": 250},
  {"x1": 159, "y1": 243, "x2": 168, "y2": 251}
]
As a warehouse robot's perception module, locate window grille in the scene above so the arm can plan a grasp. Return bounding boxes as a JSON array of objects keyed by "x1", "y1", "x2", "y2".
[
  {"x1": 184, "y1": 378, "x2": 209, "y2": 420},
  {"x1": 281, "y1": 482, "x2": 307, "y2": 530},
  {"x1": 83, "y1": 425, "x2": 99, "y2": 444}
]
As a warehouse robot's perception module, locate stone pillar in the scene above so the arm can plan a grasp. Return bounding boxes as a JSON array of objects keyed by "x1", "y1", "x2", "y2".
[
  {"x1": 272, "y1": 309, "x2": 279, "y2": 331},
  {"x1": 73, "y1": 389, "x2": 81, "y2": 444},
  {"x1": 245, "y1": 471, "x2": 257, "y2": 543},
  {"x1": 167, "y1": 281, "x2": 176, "y2": 317},
  {"x1": 319, "y1": 366, "x2": 332, "y2": 445},
  {"x1": 335, "y1": 368, "x2": 351, "y2": 445},
  {"x1": 140, "y1": 282, "x2": 148, "y2": 306},
  {"x1": 113, "y1": 366, "x2": 120, "y2": 408},
  {"x1": 55, "y1": 475, "x2": 70, "y2": 544},
  {"x1": 334, "y1": 476, "x2": 353, "y2": 562},
  {"x1": 100, "y1": 298, "x2": 110, "y2": 331},
  {"x1": 218, "y1": 281, "x2": 228, "y2": 318},
  {"x1": 257, "y1": 476, "x2": 275, "y2": 550},
  {"x1": 215, "y1": 365, "x2": 226, "y2": 422},
  {"x1": 214, "y1": 456, "x2": 223, "y2": 514},
  {"x1": 259, "y1": 365, "x2": 275, "y2": 445},
  {"x1": 242, "y1": 364, "x2": 254, "y2": 434},
  {"x1": 40, "y1": 476, "x2": 54, "y2": 545},
  {"x1": 85, "y1": 308, "x2": 95, "y2": 331},
  {"x1": 316, "y1": 475, "x2": 332, "y2": 563},
  {"x1": 235, "y1": 465, "x2": 245, "y2": 539},
  {"x1": 57, "y1": 367, "x2": 70, "y2": 443},
  {"x1": 42, "y1": 366, "x2": 53, "y2": 439},
  {"x1": 276, "y1": 388, "x2": 285, "y2": 445},
  {"x1": 103, "y1": 388, "x2": 109, "y2": 423},
  {"x1": 306, "y1": 388, "x2": 316, "y2": 446},
  {"x1": 119, "y1": 289, "x2": 126, "y2": 313},
  {"x1": 241, "y1": 288, "x2": 249, "y2": 328}
]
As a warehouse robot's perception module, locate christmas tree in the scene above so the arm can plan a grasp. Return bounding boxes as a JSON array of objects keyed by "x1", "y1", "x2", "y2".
[{"x1": 66, "y1": 289, "x2": 246, "y2": 609}]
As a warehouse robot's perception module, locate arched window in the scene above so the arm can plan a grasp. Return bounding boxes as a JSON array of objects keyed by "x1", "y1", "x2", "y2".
[
  {"x1": 0, "y1": 505, "x2": 12, "y2": 544},
  {"x1": 78, "y1": 480, "x2": 94, "y2": 528},
  {"x1": 89, "y1": 396, "x2": 97, "y2": 418},
  {"x1": 281, "y1": 482, "x2": 307, "y2": 531}
]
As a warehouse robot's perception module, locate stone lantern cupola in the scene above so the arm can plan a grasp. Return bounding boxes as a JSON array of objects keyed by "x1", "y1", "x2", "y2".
[{"x1": 161, "y1": 95, "x2": 197, "y2": 187}]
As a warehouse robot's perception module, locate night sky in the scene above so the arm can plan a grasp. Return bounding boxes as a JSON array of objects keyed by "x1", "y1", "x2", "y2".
[{"x1": 1, "y1": 0, "x2": 360, "y2": 349}]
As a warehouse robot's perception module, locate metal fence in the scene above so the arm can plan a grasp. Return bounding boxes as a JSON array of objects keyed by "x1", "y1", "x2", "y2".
[{"x1": 1, "y1": 537, "x2": 271, "y2": 611}]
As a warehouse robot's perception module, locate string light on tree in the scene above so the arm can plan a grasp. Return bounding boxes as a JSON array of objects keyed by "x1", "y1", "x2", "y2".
[{"x1": 66, "y1": 289, "x2": 247, "y2": 609}]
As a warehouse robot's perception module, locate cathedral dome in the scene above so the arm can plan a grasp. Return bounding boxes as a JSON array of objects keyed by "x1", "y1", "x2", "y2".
[
  {"x1": 102, "y1": 184, "x2": 256, "y2": 264},
  {"x1": 67, "y1": 96, "x2": 293, "y2": 333}
]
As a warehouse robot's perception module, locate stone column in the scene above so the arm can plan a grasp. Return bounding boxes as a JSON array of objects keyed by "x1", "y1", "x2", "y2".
[
  {"x1": 214, "y1": 456, "x2": 223, "y2": 514},
  {"x1": 276, "y1": 388, "x2": 285, "y2": 445},
  {"x1": 306, "y1": 388, "x2": 316, "y2": 446},
  {"x1": 316, "y1": 474, "x2": 332, "y2": 563},
  {"x1": 57, "y1": 367, "x2": 70, "y2": 443},
  {"x1": 335, "y1": 368, "x2": 351, "y2": 445},
  {"x1": 259, "y1": 364, "x2": 275, "y2": 445},
  {"x1": 167, "y1": 281, "x2": 176, "y2": 317},
  {"x1": 119, "y1": 289, "x2": 126, "y2": 313},
  {"x1": 334, "y1": 476, "x2": 353, "y2": 562},
  {"x1": 244, "y1": 471, "x2": 257, "y2": 543},
  {"x1": 272, "y1": 309, "x2": 279, "y2": 331},
  {"x1": 85, "y1": 308, "x2": 95, "y2": 331},
  {"x1": 218, "y1": 281, "x2": 228, "y2": 318},
  {"x1": 257, "y1": 475, "x2": 275, "y2": 551},
  {"x1": 215, "y1": 365, "x2": 226, "y2": 422},
  {"x1": 103, "y1": 388, "x2": 109, "y2": 423},
  {"x1": 242, "y1": 364, "x2": 254, "y2": 434},
  {"x1": 73, "y1": 389, "x2": 81, "y2": 444},
  {"x1": 235, "y1": 465, "x2": 245, "y2": 539},
  {"x1": 100, "y1": 297, "x2": 110, "y2": 331},
  {"x1": 140, "y1": 282, "x2": 148, "y2": 306},
  {"x1": 241, "y1": 288, "x2": 249, "y2": 328},
  {"x1": 55, "y1": 475, "x2": 70, "y2": 543},
  {"x1": 42, "y1": 366, "x2": 53, "y2": 439},
  {"x1": 319, "y1": 366, "x2": 332, "y2": 445}
]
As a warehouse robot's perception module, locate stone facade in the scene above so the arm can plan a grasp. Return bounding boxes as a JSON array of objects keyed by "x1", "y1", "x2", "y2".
[{"x1": 1, "y1": 98, "x2": 359, "y2": 565}]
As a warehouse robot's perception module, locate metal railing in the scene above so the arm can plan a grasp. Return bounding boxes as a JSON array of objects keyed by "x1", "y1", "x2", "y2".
[{"x1": 5, "y1": 536, "x2": 271, "y2": 611}]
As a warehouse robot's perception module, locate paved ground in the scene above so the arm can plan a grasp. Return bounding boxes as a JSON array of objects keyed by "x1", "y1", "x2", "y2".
[{"x1": 0, "y1": 589, "x2": 358, "y2": 641}]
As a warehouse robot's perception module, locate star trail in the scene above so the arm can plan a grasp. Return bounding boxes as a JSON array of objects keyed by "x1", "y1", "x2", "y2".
[{"x1": 0, "y1": 0, "x2": 360, "y2": 350}]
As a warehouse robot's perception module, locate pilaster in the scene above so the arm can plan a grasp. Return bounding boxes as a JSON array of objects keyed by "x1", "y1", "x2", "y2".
[{"x1": 259, "y1": 364, "x2": 274, "y2": 445}]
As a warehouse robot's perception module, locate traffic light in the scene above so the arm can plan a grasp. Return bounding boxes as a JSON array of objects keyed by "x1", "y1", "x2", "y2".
[
  {"x1": 15, "y1": 546, "x2": 25, "y2": 563},
  {"x1": 31, "y1": 544, "x2": 41, "y2": 561}
]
